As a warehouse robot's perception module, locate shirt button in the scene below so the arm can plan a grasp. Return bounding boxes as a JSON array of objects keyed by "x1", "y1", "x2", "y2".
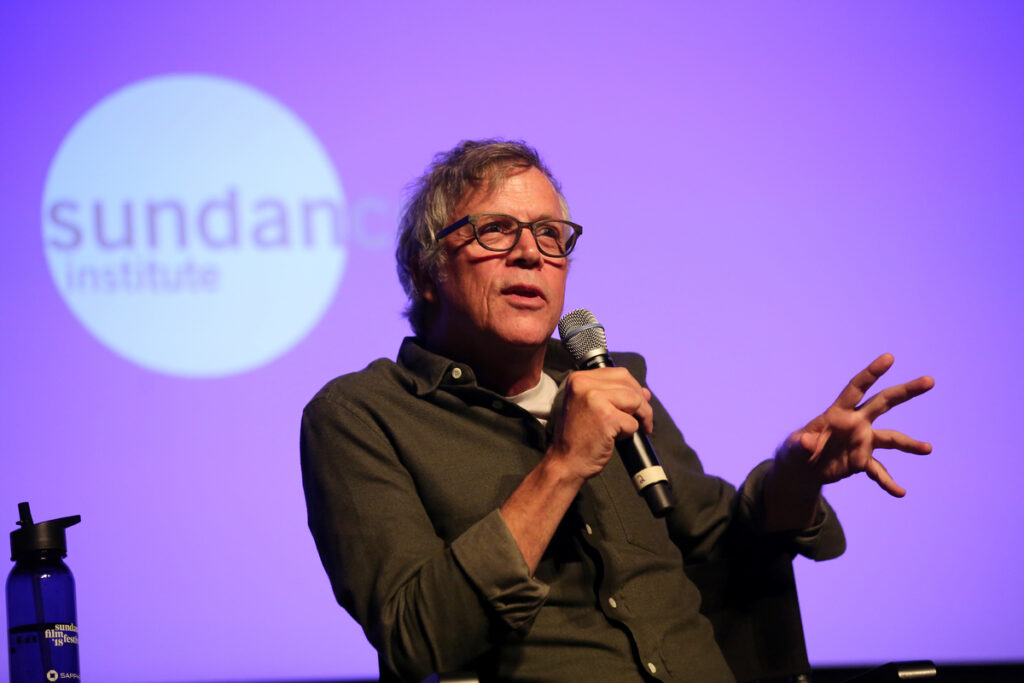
[
  {"x1": 647, "y1": 662, "x2": 657, "y2": 674},
  {"x1": 491, "y1": 399, "x2": 503, "y2": 410},
  {"x1": 451, "y1": 367, "x2": 462, "y2": 379},
  {"x1": 584, "y1": 524, "x2": 593, "y2": 536},
  {"x1": 607, "y1": 597, "x2": 617, "y2": 609}
]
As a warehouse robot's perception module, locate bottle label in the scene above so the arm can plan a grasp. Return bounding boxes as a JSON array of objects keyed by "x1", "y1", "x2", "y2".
[
  {"x1": 8, "y1": 622, "x2": 80, "y2": 681},
  {"x1": 48, "y1": 623, "x2": 79, "y2": 647},
  {"x1": 10, "y1": 621, "x2": 78, "y2": 647}
]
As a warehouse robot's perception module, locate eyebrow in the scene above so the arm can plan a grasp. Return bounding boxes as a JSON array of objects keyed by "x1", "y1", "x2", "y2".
[{"x1": 482, "y1": 212, "x2": 562, "y2": 221}]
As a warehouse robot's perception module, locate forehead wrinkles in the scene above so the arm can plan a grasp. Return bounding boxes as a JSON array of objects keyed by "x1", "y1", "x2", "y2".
[
  {"x1": 483, "y1": 161, "x2": 526, "y2": 191},
  {"x1": 455, "y1": 163, "x2": 527, "y2": 214}
]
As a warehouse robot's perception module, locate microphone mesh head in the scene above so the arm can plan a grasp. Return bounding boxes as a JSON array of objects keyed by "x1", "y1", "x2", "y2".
[{"x1": 558, "y1": 308, "x2": 608, "y2": 365}]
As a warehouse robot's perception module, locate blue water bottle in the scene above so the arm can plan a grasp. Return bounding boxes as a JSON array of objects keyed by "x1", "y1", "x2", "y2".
[{"x1": 6, "y1": 502, "x2": 81, "y2": 682}]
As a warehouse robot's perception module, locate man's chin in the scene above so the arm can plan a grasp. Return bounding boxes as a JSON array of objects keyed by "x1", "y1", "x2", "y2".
[{"x1": 493, "y1": 322, "x2": 557, "y2": 350}]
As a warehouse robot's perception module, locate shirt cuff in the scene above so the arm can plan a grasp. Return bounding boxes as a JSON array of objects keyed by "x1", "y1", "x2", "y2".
[
  {"x1": 739, "y1": 460, "x2": 846, "y2": 561},
  {"x1": 450, "y1": 509, "x2": 550, "y2": 632}
]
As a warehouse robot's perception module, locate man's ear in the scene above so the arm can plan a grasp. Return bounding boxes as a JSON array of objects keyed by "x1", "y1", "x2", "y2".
[
  {"x1": 412, "y1": 261, "x2": 438, "y2": 304},
  {"x1": 422, "y1": 278, "x2": 437, "y2": 304}
]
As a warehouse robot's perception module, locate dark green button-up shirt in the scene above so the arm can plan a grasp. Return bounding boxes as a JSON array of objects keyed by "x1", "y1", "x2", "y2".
[{"x1": 301, "y1": 338, "x2": 844, "y2": 682}]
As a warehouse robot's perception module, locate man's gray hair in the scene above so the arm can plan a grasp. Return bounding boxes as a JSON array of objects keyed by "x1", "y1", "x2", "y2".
[{"x1": 395, "y1": 139, "x2": 567, "y2": 337}]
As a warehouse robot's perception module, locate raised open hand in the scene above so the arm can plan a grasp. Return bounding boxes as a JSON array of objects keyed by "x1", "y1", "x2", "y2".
[{"x1": 777, "y1": 354, "x2": 934, "y2": 497}]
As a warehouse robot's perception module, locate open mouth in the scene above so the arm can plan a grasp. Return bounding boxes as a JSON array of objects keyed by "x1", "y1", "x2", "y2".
[{"x1": 503, "y1": 284, "x2": 545, "y2": 300}]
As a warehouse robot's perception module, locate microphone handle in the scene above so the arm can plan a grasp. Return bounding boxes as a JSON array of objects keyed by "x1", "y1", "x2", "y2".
[{"x1": 580, "y1": 353, "x2": 677, "y2": 517}]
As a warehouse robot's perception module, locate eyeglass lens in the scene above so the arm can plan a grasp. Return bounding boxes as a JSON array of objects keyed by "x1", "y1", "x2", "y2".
[{"x1": 475, "y1": 214, "x2": 575, "y2": 256}]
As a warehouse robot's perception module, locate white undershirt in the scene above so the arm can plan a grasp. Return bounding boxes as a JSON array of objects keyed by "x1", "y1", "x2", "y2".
[{"x1": 507, "y1": 372, "x2": 560, "y2": 426}]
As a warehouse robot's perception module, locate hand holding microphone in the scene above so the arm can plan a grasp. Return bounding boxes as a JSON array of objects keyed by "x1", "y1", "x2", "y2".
[{"x1": 557, "y1": 309, "x2": 676, "y2": 517}]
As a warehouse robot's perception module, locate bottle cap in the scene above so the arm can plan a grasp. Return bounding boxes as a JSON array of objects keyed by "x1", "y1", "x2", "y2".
[{"x1": 10, "y1": 502, "x2": 81, "y2": 561}]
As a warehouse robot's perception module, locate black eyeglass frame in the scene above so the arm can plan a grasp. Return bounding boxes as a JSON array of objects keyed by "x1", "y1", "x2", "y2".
[{"x1": 435, "y1": 213, "x2": 583, "y2": 258}]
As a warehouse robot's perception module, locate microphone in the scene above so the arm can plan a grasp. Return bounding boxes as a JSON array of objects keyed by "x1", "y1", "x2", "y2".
[{"x1": 558, "y1": 309, "x2": 676, "y2": 517}]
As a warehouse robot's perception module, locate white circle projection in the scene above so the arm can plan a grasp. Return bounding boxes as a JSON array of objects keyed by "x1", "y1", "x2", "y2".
[{"x1": 42, "y1": 74, "x2": 346, "y2": 377}]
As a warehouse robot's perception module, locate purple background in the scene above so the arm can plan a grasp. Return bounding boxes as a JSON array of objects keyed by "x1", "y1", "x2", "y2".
[{"x1": 2, "y1": 2, "x2": 1022, "y2": 680}]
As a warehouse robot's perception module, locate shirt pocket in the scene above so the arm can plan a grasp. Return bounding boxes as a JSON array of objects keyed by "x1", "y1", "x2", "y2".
[{"x1": 593, "y1": 457, "x2": 677, "y2": 556}]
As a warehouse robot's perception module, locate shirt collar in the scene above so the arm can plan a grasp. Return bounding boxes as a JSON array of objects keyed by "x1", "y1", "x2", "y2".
[{"x1": 396, "y1": 336, "x2": 575, "y2": 397}]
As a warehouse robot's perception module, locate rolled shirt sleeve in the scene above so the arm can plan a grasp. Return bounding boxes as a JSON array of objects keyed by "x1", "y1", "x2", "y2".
[
  {"x1": 737, "y1": 460, "x2": 847, "y2": 561},
  {"x1": 451, "y1": 509, "x2": 550, "y2": 631}
]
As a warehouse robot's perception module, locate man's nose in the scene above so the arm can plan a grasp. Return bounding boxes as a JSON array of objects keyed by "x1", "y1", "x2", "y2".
[{"x1": 507, "y1": 227, "x2": 542, "y2": 266}]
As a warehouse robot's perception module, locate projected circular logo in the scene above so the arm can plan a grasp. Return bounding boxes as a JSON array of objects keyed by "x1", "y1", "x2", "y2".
[{"x1": 42, "y1": 74, "x2": 346, "y2": 377}]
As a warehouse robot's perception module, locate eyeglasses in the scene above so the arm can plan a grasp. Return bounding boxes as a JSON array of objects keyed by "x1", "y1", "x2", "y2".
[{"x1": 435, "y1": 213, "x2": 583, "y2": 258}]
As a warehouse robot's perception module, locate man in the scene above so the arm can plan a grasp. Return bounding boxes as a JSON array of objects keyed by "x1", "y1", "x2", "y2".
[{"x1": 300, "y1": 140, "x2": 933, "y2": 682}]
